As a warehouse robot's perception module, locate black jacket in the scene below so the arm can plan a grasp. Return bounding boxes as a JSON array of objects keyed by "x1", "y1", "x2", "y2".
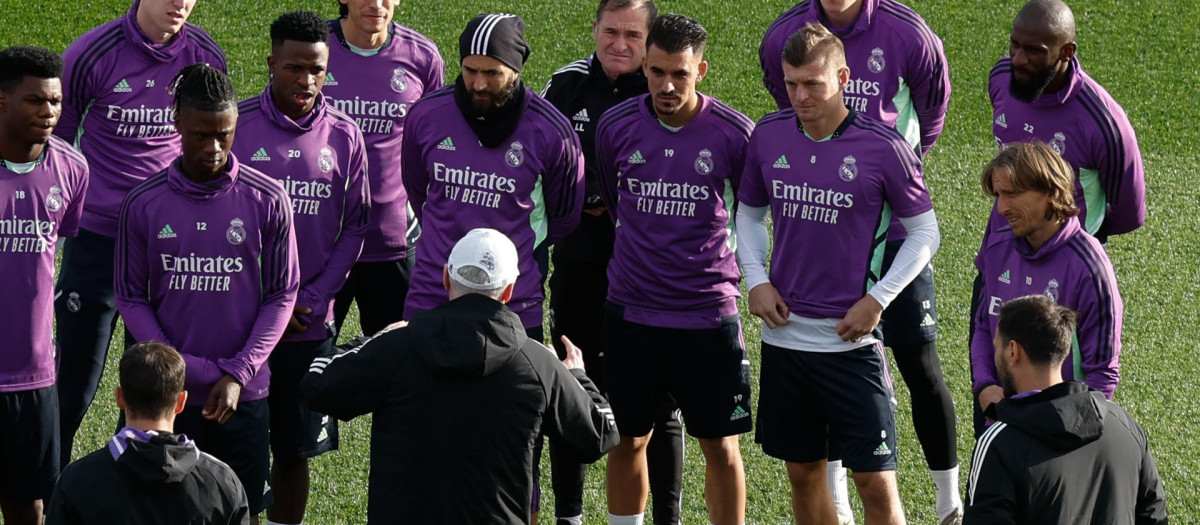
[
  {"x1": 300, "y1": 293, "x2": 619, "y2": 524},
  {"x1": 541, "y1": 54, "x2": 648, "y2": 262},
  {"x1": 47, "y1": 431, "x2": 249, "y2": 525},
  {"x1": 965, "y1": 382, "x2": 1167, "y2": 524}
]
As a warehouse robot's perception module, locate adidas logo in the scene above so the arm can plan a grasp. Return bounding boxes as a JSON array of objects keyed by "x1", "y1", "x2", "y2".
[
  {"x1": 995, "y1": 113, "x2": 1008, "y2": 128},
  {"x1": 317, "y1": 427, "x2": 329, "y2": 443},
  {"x1": 113, "y1": 78, "x2": 132, "y2": 93},
  {"x1": 250, "y1": 147, "x2": 271, "y2": 162},
  {"x1": 437, "y1": 137, "x2": 456, "y2": 151},
  {"x1": 324, "y1": 73, "x2": 338, "y2": 86},
  {"x1": 729, "y1": 405, "x2": 749, "y2": 421},
  {"x1": 773, "y1": 154, "x2": 791, "y2": 169},
  {"x1": 572, "y1": 109, "x2": 590, "y2": 122},
  {"x1": 157, "y1": 224, "x2": 177, "y2": 239},
  {"x1": 627, "y1": 150, "x2": 646, "y2": 164},
  {"x1": 873, "y1": 442, "x2": 892, "y2": 456},
  {"x1": 998, "y1": 269, "x2": 1011, "y2": 284},
  {"x1": 920, "y1": 313, "x2": 936, "y2": 328}
]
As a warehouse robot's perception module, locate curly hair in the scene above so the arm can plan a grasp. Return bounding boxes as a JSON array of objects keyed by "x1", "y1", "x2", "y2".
[
  {"x1": 271, "y1": 10, "x2": 329, "y2": 48},
  {"x1": 0, "y1": 46, "x2": 63, "y2": 92}
]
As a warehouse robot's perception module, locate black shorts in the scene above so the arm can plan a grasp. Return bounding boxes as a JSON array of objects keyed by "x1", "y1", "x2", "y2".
[
  {"x1": 756, "y1": 342, "x2": 898, "y2": 472},
  {"x1": 335, "y1": 256, "x2": 414, "y2": 337},
  {"x1": 0, "y1": 385, "x2": 59, "y2": 500},
  {"x1": 176, "y1": 399, "x2": 273, "y2": 515},
  {"x1": 602, "y1": 302, "x2": 751, "y2": 439},
  {"x1": 269, "y1": 337, "x2": 339, "y2": 461},
  {"x1": 878, "y1": 239, "x2": 939, "y2": 347},
  {"x1": 548, "y1": 255, "x2": 609, "y2": 389}
]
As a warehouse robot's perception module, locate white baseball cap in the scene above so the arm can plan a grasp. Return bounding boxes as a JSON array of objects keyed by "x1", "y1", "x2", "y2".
[{"x1": 446, "y1": 228, "x2": 520, "y2": 291}]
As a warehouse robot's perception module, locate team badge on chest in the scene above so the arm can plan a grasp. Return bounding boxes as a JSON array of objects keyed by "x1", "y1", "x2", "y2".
[
  {"x1": 318, "y1": 147, "x2": 335, "y2": 173},
  {"x1": 45, "y1": 186, "x2": 63, "y2": 212},
  {"x1": 390, "y1": 67, "x2": 409, "y2": 94},
  {"x1": 1050, "y1": 132, "x2": 1067, "y2": 155},
  {"x1": 838, "y1": 156, "x2": 859, "y2": 182},
  {"x1": 694, "y1": 149, "x2": 714, "y2": 175},
  {"x1": 868, "y1": 48, "x2": 886, "y2": 73},
  {"x1": 505, "y1": 142, "x2": 525, "y2": 168},
  {"x1": 226, "y1": 218, "x2": 246, "y2": 246},
  {"x1": 1044, "y1": 279, "x2": 1060, "y2": 302}
]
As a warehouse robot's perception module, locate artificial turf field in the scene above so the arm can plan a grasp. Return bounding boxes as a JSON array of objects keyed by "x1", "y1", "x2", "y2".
[{"x1": 2, "y1": 0, "x2": 1198, "y2": 522}]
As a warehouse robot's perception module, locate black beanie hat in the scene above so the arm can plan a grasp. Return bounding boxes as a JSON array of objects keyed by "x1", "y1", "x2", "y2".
[{"x1": 459, "y1": 13, "x2": 531, "y2": 73}]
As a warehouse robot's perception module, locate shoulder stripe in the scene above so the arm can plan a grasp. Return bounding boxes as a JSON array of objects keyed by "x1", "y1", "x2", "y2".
[
  {"x1": 990, "y1": 58, "x2": 1013, "y2": 82},
  {"x1": 528, "y1": 97, "x2": 574, "y2": 141},
  {"x1": 1076, "y1": 84, "x2": 1128, "y2": 200},
  {"x1": 553, "y1": 59, "x2": 590, "y2": 75},
  {"x1": 114, "y1": 172, "x2": 170, "y2": 297},
  {"x1": 1066, "y1": 235, "x2": 1120, "y2": 363},
  {"x1": 758, "y1": 109, "x2": 796, "y2": 127},
  {"x1": 595, "y1": 97, "x2": 641, "y2": 134},
  {"x1": 711, "y1": 103, "x2": 755, "y2": 139},
  {"x1": 878, "y1": 1, "x2": 939, "y2": 48},
  {"x1": 49, "y1": 136, "x2": 87, "y2": 166},
  {"x1": 236, "y1": 97, "x2": 261, "y2": 115},
  {"x1": 186, "y1": 25, "x2": 224, "y2": 61},
  {"x1": 69, "y1": 26, "x2": 124, "y2": 111},
  {"x1": 325, "y1": 105, "x2": 358, "y2": 127},
  {"x1": 393, "y1": 23, "x2": 440, "y2": 53},
  {"x1": 238, "y1": 167, "x2": 288, "y2": 199},
  {"x1": 969, "y1": 421, "x2": 1008, "y2": 504},
  {"x1": 764, "y1": 2, "x2": 815, "y2": 39}
]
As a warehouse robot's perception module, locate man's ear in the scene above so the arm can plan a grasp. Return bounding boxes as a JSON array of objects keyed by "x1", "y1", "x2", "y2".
[
  {"x1": 500, "y1": 282, "x2": 515, "y2": 304},
  {"x1": 174, "y1": 391, "x2": 188, "y2": 415},
  {"x1": 116, "y1": 386, "x2": 126, "y2": 411},
  {"x1": 697, "y1": 60, "x2": 709, "y2": 82},
  {"x1": 1059, "y1": 41, "x2": 1077, "y2": 62},
  {"x1": 443, "y1": 265, "x2": 452, "y2": 291},
  {"x1": 1007, "y1": 339, "x2": 1025, "y2": 367}
]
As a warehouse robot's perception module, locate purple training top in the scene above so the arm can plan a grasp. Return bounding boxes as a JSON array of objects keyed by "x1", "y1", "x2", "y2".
[
  {"x1": 739, "y1": 109, "x2": 932, "y2": 319},
  {"x1": 56, "y1": 0, "x2": 226, "y2": 237},
  {"x1": 114, "y1": 154, "x2": 299, "y2": 403},
  {"x1": 972, "y1": 216, "x2": 1122, "y2": 399},
  {"x1": 233, "y1": 89, "x2": 370, "y2": 342},
  {"x1": 595, "y1": 94, "x2": 752, "y2": 329},
  {"x1": 760, "y1": 0, "x2": 949, "y2": 156},
  {"x1": 989, "y1": 56, "x2": 1145, "y2": 239},
  {"x1": 760, "y1": 0, "x2": 948, "y2": 243},
  {"x1": 323, "y1": 19, "x2": 444, "y2": 262},
  {"x1": 0, "y1": 137, "x2": 88, "y2": 392},
  {"x1": 401, "y1": 86, "x2": 584, "y2": 329}
]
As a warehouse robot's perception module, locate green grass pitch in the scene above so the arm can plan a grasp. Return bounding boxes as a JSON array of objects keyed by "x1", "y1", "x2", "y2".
[{"x1": 3, "y1": 0, "x2": 1198, "y2": 522}]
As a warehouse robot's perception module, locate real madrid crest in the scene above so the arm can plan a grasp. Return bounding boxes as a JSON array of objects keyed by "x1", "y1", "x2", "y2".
[
  {"x1": 1044, "y1": 278, "x2": 1060, "y2": 302},
  {"x1": 226, "y1": 218, "x2": 247, "y2": 246},
  {"x1": 838, "y1": 155, "x2": 858, "y2": 182},
  {"x1": 868, "y1": 48, "x2": 886, "y2": 73},
  {"x1": 694, "y1": 148, "x2": 714, "y2": 175},
  {"x1": 45, "y1": 185, "x2": 63, "y2": 212},
  {"x1": 390, "y1": 67, "x2": 409, "y2": 94},
  {"x1": 318, "y1": 147, "x2": 335, "y2": 173},
  {"x1": 505, "y1": 142, "x2": 525, "y2": 168},
  {"x1": 1050, "y1": 132, "x2": 1066, "y2": 155}
]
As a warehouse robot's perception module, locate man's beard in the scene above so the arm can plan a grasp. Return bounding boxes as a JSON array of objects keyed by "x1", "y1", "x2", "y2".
[
  {"x1": 1009, "y1": 64, "x2": 1056, "y2": 102},
  {"x1": 998, "y1": 358, "x2": 1018, "y2": 398},
  {"x1": 469, "y1": 79, "x2": 520, "y2": 114}
]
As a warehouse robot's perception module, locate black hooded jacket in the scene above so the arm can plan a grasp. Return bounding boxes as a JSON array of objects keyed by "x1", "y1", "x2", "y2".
[
  {"x1": 47, "y1": 432, "x2": 249, "y2": 524},
  {"x1": 965, "y1": 382, "x2": 1167, "y2": 524},
  {"x1": 300, "y1": 293, "x2": 619, "y2": 524}
]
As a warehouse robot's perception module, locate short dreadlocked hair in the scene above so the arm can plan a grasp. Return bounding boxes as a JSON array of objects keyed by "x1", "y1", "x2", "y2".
[
  {"x1": 171, "y1": 63, "x2": 236, "y2": 113},
  {"x1": 0, "y1": 46, "x2": 63, "y2": 92},
  {"x1": 271, "y1": 11, "x2": 329, "y2": 48}
]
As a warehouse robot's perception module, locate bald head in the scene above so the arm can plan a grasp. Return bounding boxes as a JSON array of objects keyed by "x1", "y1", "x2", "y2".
[{"x1": 1014, "y1": 0, "x2": 1076, "y2": 42}]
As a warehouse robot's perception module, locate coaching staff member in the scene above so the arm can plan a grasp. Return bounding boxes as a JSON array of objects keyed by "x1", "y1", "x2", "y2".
[
  {"x1": 300, "y1": 228, "x2": 619, "y2": 524},
  {"x1": 966, "y1": 295, "x2": 1166, "y2": 524},
  {"x1": 47, "y1": 342, "x2": 249, "y2": 524}
]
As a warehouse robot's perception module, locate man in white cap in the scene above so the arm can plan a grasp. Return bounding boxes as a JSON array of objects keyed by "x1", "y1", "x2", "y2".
[{"x1": 300, "y1": 228, "x2": 619, "y2": 524}]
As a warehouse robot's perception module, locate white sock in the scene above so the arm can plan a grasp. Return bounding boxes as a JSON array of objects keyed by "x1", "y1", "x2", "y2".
[
  {"x1": 608, "y1": 513, "x2": 644, "y2": 525},
  {"x1": 931, "y1": 466, "x2": 963, "y2": 519},
  {"x1": 558, "y1": 516, "x2": 583, "y2": 525},
  {"x1": 826, "y1": 460, "x2": 853, "y2": 521}
]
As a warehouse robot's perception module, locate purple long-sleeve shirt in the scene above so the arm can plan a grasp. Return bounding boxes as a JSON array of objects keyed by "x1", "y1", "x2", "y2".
[
  {"x1": 760, "y1": 0, "x2": 949, "y2": 156},
  {"x1": 595, "y1": 94, "x2": 752, "y2": 329},
  {"x1": 233, "y1": 90, "x2": 370, "y2": 342},
  {"x1": 760, "y1": 0, "x2": 948, "y2": 244},
  {"x1": 989, "y1": 56, "x2": 1145, "y2": 238},
  {"x1": 972, "y1": 216, "x2": 1122, "y2": 399},
  {"x1": 323, "y1": 19, "x2": 444, "y2": 262},
  {"x1": 401, "y1": 85, "x2": 584, "y2": 329},
  {"x1": 56, "y1": 0, "x2": 226, "y2": 237},
  {"x1": 114, "y1": 154, "x2": 299, "y2": 403},
  {"x1": 739, "y1": 110, "x2": 932, "y2": 319},
  {"x1": 0, "y1": 137, "x2": 88, "y2": 392}
]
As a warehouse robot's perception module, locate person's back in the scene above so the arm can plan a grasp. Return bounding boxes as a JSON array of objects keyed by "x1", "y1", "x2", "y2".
[
  {"x1": 49, "y1": 431, "x2": 248, "y2": 524},
  {"x1": 47, "y1": 341, "x2": 249, "y2": 525},
  {"x1": 301, "y1": 228, "x2": 617, "y2": 523},
  {"x1": 967, "y1": 382, "x2": 1165, "y2": 524}
]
